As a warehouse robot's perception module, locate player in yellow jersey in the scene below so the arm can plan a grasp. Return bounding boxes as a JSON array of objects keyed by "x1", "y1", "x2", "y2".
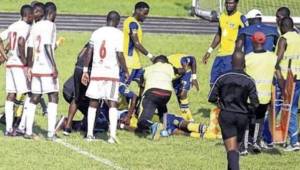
[
  {"x1": 202, "y1": 0, "x2": 246, "y2": 139},
  {"x1": 123, "y1": 1, "x2": 153, "y2": 85},
  {"x1": 167, "y1": 54, "x2": 199, "y2": 121},
  {"x1": 202, "y1": 0, "x2": 246, "y2": 86}
]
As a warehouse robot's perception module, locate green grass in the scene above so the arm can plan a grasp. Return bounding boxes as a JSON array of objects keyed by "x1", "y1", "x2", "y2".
[
  {"x1": 0, "y1": 32, "x2": 300, "y2": 170},
  {"x1": 1, "y1": 0, "x2": 300, "y2": 17}
]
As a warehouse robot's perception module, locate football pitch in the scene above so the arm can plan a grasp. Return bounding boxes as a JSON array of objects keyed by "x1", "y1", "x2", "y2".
[{"x1": 0, "y1": 32, "x2": 300, "y2": 170}]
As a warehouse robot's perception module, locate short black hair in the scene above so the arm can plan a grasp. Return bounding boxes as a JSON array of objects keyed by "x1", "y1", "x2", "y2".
[
  {"x1": 277, "y1": 7, "x2": 290, "y2": 17},
  {"x1": 45, "y1": 2, "x2": 57, "y2": 13},
  {"x1": 33, "y1": 2, "x2": 44, "y2": 10},
  {"x1": 280, "y1": 17, "x2": 294, "y2": 29},
  {"x1": 153, "y1": 55, "x2": 168, "y2": 64},
  {"x1": 135, "y1": 1, "x2": 150, "y2": 10},
  {"x1": 106, "y1": 10, "x2": 120, "y2": 22},
  {"x1": 20, "y1": 4, "x2": 33, "y2": 17}
]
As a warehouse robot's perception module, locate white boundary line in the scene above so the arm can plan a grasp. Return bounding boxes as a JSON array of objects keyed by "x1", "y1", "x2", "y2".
[{"x1": 55, "y1": 139, "x2": 125, "y2": 170}]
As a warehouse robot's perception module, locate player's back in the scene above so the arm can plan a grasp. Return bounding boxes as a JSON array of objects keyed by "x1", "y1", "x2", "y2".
[
  {"x1": 240, "y1": 24, "x2": 278, "y2": 54},
  {"x1": 90, "y1": 26, "x2": 123, "y2": 79},
  {"x1": 29, "y1": 20, "x2": 56, "y2": 74},
  {"x1": 1, "y1": 20, "x2": 31, "y2": 66}
]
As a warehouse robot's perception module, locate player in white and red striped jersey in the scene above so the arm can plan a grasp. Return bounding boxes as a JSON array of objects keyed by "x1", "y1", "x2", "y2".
[
  {"x1": 0, "y1": 5, "x2": 33, "y2": 136},
  {"x1": 81, "y1": 11, "x2": 129, "y2": 143},
  {"x1": 24, "y1": 2, "x2": 58, "y2": 140}
]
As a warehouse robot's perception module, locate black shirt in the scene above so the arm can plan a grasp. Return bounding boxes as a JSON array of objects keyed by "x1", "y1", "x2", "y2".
[{"x1": 208, "y1": 69, "x2": 259, "y2": 115}]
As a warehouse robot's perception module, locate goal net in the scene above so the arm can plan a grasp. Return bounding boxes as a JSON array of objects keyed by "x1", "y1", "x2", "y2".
[{"x1": 192, "y1": 0, "x2": 300, "y2": 23}]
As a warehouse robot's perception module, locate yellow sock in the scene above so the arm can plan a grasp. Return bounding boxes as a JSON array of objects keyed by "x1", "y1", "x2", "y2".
[
  {"x1": 130, "y1": 116, "x2": 138, "y2": 128},
  {"x1": 190, "y1": 132, "x2": 200, "y2": 138},
  {"x1": 179, "y1": 98, "x2": 194, "y2": 121},
  {"x1": 204, "y1": 107, "x2": 221, "y2": 139},
  {"x1": 14, "y1": 94, "x2": 26, "y2": 118},
  {"x1": 187, "y1": 123, "x2": 200, "y2": 133}
]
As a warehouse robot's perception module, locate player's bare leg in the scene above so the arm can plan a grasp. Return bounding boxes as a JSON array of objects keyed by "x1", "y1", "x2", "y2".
[
  {"x1": 47, "y1": 92, "x2": 59, "y2": 140},
  {"x1": 64, "y1": 99, "x2": 78, "y2": 135},
  {"x1": 86, "y1": 99, "x2": 99, "y2": 141},
  {"x1": 4, "y1": 93, "x2": 16, "y2": 136}
]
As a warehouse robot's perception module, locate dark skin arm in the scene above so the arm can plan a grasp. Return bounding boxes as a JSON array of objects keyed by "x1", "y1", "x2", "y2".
[
  {"x1": 17, "y1": 37, "x2": 27, "y2": 65},
  {"x1": 190, "y1": 57, "x2": 199, "y2": 91},
  {"x1": 117, "y1": 51, "x2": 129, "y2": 79},
  {"x1": 130, "y1": 32, "x2": 149, "y2": 56},
  {"x1": 26, "y1": 47, "x2": 33, "y2": 80},
  {"x1": 235, "y1": 33, "x2": 245, "y2": 52},
  {"x1": 45, "y1": 44, "x2": 58, "y2": 78},
  {"x1": 81, "y1": 44, "x2": 93, "y2": 86},
  {"x1": 275, "y1": 37, "x2": 287, "y2": 89},
  {"x1": 202, "y1": 26, "x2": 221, "y2": 64}
]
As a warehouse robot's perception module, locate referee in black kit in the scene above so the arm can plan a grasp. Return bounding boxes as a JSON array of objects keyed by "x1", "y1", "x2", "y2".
[{"x1": 208, "y1": 51, "x2": 259, "y2": 170}]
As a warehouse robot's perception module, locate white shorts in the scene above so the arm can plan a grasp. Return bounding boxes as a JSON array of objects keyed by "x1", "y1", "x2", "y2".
[
  {"x1": 86, "y1": 80, "x2": 119, "y2": 101},
  {"x1": 31, "y1": 76, "x2": 59, "y2": 94},
  {"x1": 6, "y1": 67, "x2": 30, "y2": 93}
]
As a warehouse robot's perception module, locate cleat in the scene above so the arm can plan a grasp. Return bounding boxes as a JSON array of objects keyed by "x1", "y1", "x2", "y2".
[
  {"x1": 63, "y1": 128, "x2": 72, "y2": 136},
  {"x1": 284, "y1": 142, "x2": 300, "y2": 152},
  {"x1": 55, "y1": 116, "x2": 66, "y2": 133},
  {"x1": 4, "y1": 131, "x2": 15, "y2": 137},
  {"x1": 108, "y1": 136, "x2": 120, "y2": 144},
  {"x1": 252, "y1": 143, "x2": 262, "y2": 153},
  {"x1": 199, "y1": 124, "x2": 207, "y2": 138},
  {"x1": 151, "y1": 123, "x2": 163, "y2": 140},
  {"x1": 14, "y1": 128, "x2": 25, "y2": 136},
  {"x1": 85, "y1": 135, "x2": 95, "y2": 142},
  {"x1": 24, "y1": 133, "x2": 39, "y2": 140}
]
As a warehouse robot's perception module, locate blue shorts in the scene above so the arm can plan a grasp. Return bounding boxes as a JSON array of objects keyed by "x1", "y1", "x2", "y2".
[
  {"x1": 210, "y1": 55, "x2": 232, "y2": 85},
  {"x1": 165, "y1": 113, "x2": 184, "y2": 134},
  {"x1": 173, "y1": 72, "x2": 192, "y2": 95},
  {"x1": 127, "y1": 69, "x2": 144, "y2": 85}
]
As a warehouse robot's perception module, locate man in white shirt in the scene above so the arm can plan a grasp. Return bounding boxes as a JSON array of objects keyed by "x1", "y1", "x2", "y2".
[
  {"x1": 0, "y1": 5, "x2": 33, "y2": 136},
  {"x1": 24, "y1": 2, "x2": 58, "y2": 140},
  {"x1": 81, "y1": 11, "x2": 129, "y2": 143}
]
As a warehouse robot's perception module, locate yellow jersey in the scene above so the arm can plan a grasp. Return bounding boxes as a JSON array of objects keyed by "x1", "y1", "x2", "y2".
[
  {"x1": 123, "y1": 16, "x2": 143, "y2": 69},
  {"x1": 277, "y1": 31, "x2": 300, "y2": 80},
  {"x1": 144, "y1": 62, "x2": 175, "y2": 92},
  {"x1": 218, "y1": 11, "x2": 245, "y2": 56},
  {"x1": 245, "y1": 51, "x2": 277, "y2": 104}
]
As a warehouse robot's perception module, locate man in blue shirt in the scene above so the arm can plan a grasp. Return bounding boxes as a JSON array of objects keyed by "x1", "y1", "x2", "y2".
[{"x1": 235, "y1": 9, "x2": 279, "y2": 54}]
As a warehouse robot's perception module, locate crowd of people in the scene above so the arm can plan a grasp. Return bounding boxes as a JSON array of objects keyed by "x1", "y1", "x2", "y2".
[{"x1": 0, "y1": 0, "x2": 300, "y2": 170}]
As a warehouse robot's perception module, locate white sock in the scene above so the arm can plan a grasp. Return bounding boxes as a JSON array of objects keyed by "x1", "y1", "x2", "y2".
[
  {"x1": 5, "y1": 101, "x2": 14, "y2": 132},
  {"x1": 25, "y1": 102, "x2": 37, "y2": 135},
  {"x1": 18, "y1": 96, "x2": 31, "y2": 130},
  {"x1": 109, "y1": 107, "x2": 118, "y2": 138},
  {"x1": 87, "y1": 107, "x2": 97, "y2": 137},
  {"x1": 47, "y1": 102, "x2": 57, "y2": 137}
]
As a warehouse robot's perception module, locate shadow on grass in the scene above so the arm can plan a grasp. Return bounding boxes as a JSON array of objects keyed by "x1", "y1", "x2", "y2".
[{"x1": 195, "y1": 108, "x2": 211, "y2": 118}]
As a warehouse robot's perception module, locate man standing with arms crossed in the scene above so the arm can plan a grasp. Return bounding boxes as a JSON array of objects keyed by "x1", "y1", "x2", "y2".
[{"x1": 81, "y1": 11, "x2": 129, "y2": 144}]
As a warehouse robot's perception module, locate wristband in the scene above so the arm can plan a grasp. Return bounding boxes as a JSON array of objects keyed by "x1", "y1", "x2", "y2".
[
  {"x1": 83, "y1": 67, "x2": 88, "y2": 73},
  {"x1": 207, "y1": 47, "x2": 214, "y2": 54},
  {"x1": 147, "y1": 53, "x2": 153, "y2": 59},
  {"x1": 192, "y1": 74, "x2": 197, "y2": 80}
]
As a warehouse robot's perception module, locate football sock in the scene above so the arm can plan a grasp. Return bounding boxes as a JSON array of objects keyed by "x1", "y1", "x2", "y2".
[
  {"x1": 18, "y1": 96, "x2": 31, "y2": 130},
  {"x1": 47, "y1": 102, "x2": 57, "y2": 137},
  {"x1": 109, "y1": 107, "x2": 118, "y2": 138},
  {"x1": 87, "y1": 107, "x2": 97, "y2": 137},
  {"x1": 25, "y1": 102, "x2": 37, "y2": 135},
  {"x1": 227, "y1": 150, "x2": 239, "y2": 170},
  {"x1": 187, "y1": 122, "x2": 200, "y2": 133},
  {"x1": 5, "y1": 101, "x2": 14, "y2": 132}
]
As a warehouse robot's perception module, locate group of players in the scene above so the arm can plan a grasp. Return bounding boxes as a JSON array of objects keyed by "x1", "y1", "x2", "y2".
[
  {"x1": 1, "y1": 0, "x2": 300, "y2": 169},
  {"x1": 0, "y1": 1, "x2": 206, "y2": 144}
]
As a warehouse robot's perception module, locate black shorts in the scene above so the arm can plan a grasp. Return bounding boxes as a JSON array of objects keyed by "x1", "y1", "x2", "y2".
[
  {"x1": 218, "y1": 111, "x2": 249, "y2": 143},
  {"x1": 73, "y1": 66, "x2": 88, "y2": 104},
  {"x1": 139, "y1": 88, "x2": 171, "y2": 122}
]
